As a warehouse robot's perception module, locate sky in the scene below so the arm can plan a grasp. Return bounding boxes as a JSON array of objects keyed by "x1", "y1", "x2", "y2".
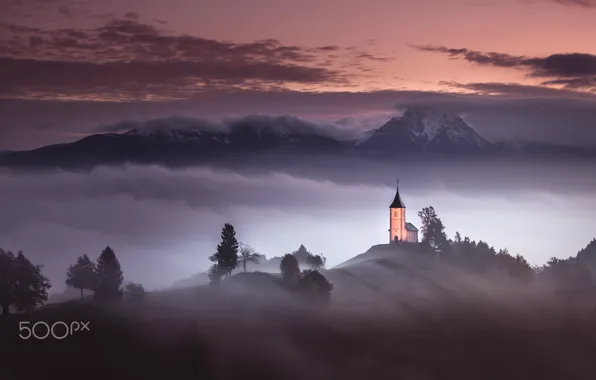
[{"x1": 1, "y1": 0, "x2": 596, "y2": 149}]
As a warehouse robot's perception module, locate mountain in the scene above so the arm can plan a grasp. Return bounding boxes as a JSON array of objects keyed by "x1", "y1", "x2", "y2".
[
  {"x1": 0, "y1": 119, "x2": 350, "y2": 169},
  {"x1": 356, "y1": 107, "x2": 495, "y2": 155},
  {"x1": 1, "y1": 108, "x2": 594, "y2": 169}
]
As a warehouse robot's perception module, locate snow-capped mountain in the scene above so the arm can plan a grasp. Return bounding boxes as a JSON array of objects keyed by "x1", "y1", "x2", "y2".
[
  {"x1": 357, "y1": 107, "x2": 494, "y2": 155},
  {"x1": 1, "y1": 108, "x2": 594, "y2": 170},
  {"x1": 119, "y1": 115, "x2": 349, "y2": 151}
]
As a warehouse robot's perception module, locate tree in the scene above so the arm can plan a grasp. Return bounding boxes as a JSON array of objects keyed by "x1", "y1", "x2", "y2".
[
  {"x1": 291, "y1": 245, "x2": 326, "y2": 269},
  {"x1": 237, "y1": 243, "x2": 265, "y2": 272},
  {"x1": 307, "y1": 254, "x2": 327, "y2": 270},
  {"x1": 65, "y1": 254, "x2": 97, "y2": 299},
  {"x1": 125, "y1": 282, "x2": 146, "y2": 301},
  {"x1": 292, "y1": 245, "x2": 312, "y2": 262},
  {"x1": 576, "y1": 238, "x2": 596, "y2": 276},
  {"x1": 207, "y1": 264, "x2": 225, "y2": 287},
  {"x1": 280, "y1": 254, "x2": 301, "y2": 284},
  {"x1": 300, "y1": 269, "x2": 333, "y2": 304},
  {"x1": 209, "y1": 223, "x2": 239, "y2": 278},
  {"x1": 94, "y1": 246, "x2": 124, "y2": 302},
  {"x1": 418, "y1": 206, "x2": 447, "y2": 250},
  {"x1": 0, "y1": 249, "x2": 51, "y2": 315}
]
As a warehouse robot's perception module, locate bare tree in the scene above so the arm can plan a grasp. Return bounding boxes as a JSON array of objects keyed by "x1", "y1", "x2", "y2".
[{"x1": 238, "y1": 243, "x2": 266, "y2": 272}]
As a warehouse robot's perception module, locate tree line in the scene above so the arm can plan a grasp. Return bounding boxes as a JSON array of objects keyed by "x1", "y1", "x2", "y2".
[
  {"x1": 416, "y1": 206, "x2": 596, "y2": 297},
  {"x1": 205, "y1": 223, "x2": 332, "y2": 302}
]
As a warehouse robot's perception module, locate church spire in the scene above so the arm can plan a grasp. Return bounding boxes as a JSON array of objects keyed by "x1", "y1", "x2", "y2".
[{"x1": 389, "y1": 178, "x2": 406, "y2": 208}]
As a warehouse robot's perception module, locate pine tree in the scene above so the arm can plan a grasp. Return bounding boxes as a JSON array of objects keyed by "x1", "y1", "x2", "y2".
[
  {"x1": 94, "y1": 246, "x2": 124, "y2": 302},
  {"x1": 417, "y1": 206, "x2": 447, "y2": 250},
  {"x1": 65, "y1": 254, "x2": 97, "y2": 299},
  {"x1": 209, "y1": 223, "x2": 239, "y2": 278}
]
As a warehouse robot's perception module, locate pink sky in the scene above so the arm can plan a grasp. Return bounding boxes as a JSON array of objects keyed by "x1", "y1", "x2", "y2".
[
  {"x1": 3, "y1": 0, "x2": 596, "y2": 92},
  {"x1": 1, "y1": 0, "x2": 596, "y2": 148}
]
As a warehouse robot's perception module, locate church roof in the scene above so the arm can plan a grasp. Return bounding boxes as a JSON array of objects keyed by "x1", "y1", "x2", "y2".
[
  {"x1": 405, "y1": 222, "x2": 419, "y2": 232},
  {"x1": 389, "y1": 179, "x2": 406, "y2": 208}
]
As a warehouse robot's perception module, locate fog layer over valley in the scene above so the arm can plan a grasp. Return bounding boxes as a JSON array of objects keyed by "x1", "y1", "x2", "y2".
[{"x1": 1, "y1": 156, "x2": 594, "y2": 291}]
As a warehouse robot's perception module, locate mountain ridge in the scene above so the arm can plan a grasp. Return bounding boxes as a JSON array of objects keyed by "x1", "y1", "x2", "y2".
[{"x1": 1, "y1": 108, "x2": 595, "y2": 169}]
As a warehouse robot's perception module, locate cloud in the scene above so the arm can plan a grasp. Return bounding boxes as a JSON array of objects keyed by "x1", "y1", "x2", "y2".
[
  {"x1": 526, "y1": 0, "x2": 596, "y2": 6},
  {"x1": 412, "y1": 45, "x2": 596, "y2": 92},
  {"x1": 2, "y1": 86, "x2": 596, "y2": 149},
  {"x1": 0, "y1": 18, "x2": 392, "y2": 100},
  {"x1": 95, "y1": 114, "x2": 366, "y2": 142}
]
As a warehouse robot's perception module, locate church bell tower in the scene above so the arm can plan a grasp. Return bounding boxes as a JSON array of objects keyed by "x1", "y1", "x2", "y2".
[{"x1": 389, "y1": 178, "x2": 406, "y2": 243}]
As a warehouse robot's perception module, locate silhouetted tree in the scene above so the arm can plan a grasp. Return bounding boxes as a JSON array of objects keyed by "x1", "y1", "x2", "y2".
[
  {"x1": 291, "y1": 245, "x2": 326, "y2": 269},
  {"x1": 307, "y1": 254, "x2": 327, "y2": 270},
  {"x1": 453, "y1": 231, "x2": 462, "y2": 245},
  {"x1": 125, "y1": 282, "x2": 146, "y2": 301},
  {"x1": 0, "y1": 249, "x2": 51, "y2": 315},
  {"x1": 238, "y1": 243, "x2": 266, "y2": 272},
  {"x1": 94, "y1": 246, "x2": 124, "y2": 302},
  {"x1": 207, "y1": 264, "x2": 225, "y2": 288},
  {"x1": 537, "y1": 255, "x2": 594, "y2": 299},
  {"x1": 577, "y1": 238, "x2": 596, "y2": 276},
  {"x1": 494, "y1": 249, "x2": 535, "y2": 283},
  {"x1": 300, "y1": 269, "x2": 333, "y2": 304},
  {"x1": 418, "y1": 206, "x2": 447, "y2": 250},
  {"x1": 65, "y1": 254, "x2": 97, "y2": 299},
  {"x1": 292, "y1": 245, "x2": 312, "y2": 262},
  {"x1": 280, "y1": 254, "x2": 301, "y2": 284},
  {"x1": 209, "y1": 223, "x2": 239, "y2": 278}
]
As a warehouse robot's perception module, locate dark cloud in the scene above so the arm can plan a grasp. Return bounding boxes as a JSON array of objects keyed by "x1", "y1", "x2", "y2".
[
  {"x1": 2, "y1": 86, "x2": 596, "y2": 150},
  {"x1": 0, "y1": 18, "x2": 391, "y2": 100},
  {"x1": 412, "y1": 45, "x2": 596, "y2": 92},
  {"x1": 529, "y1": 0, "x2": 596, "y2": 6},
  {"x1": 124, "y1": 11, "x2": 140, "y2": 20}
]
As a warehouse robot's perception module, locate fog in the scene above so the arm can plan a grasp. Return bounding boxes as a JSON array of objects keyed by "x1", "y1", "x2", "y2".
[
  {"x1": 6, "y1": 241, "x2": 596, "y2": 380},
  {"x1": 0, "y1": 156, "x2": 595, "y2": 291}
]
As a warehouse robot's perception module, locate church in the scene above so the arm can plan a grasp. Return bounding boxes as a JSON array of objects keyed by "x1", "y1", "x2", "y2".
[{"x1": 389, "y1": 179, "x2": 419, "y2": 243}]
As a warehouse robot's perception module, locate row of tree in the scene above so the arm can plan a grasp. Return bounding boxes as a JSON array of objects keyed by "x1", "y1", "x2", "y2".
[
  {"x1": 206, "y1": 223, "x2": 328, "y2": 282},
  {"x1": 0, "y1": 246, "x2": 146, "y2": 316},
  {"x1": 65, "y1": 247, "x2": 141, "y2": 302},
  {"x1": 416, "y1": 206, "x2": 596, "y2": 296}
]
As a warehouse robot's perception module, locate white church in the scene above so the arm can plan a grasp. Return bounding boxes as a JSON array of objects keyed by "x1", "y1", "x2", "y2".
[{"x1": 389, "y1": 179, "x2": 419, "y2": 243}]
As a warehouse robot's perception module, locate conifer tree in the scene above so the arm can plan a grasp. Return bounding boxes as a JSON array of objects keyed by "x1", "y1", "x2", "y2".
[
  {"x1": 65, "y1": 254, "x2": 97, "y2": 299},
  {"x1": 418, "y1": 206, "x2": 447, "y2": 250},
  {"x1": 94, "y1": 246, "x2": 124, "y2": 302},
  {"x1": 209, "y1": 223, "x2": 239, "y2": 278}
]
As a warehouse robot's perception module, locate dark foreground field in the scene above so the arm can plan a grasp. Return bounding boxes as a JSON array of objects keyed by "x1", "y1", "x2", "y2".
[
  {"x1": 2, "y1": 297, "x2": 596, "y2": 380},
  {"x1": 3, "y1": 245, "x2": 596, "y2": 380}
]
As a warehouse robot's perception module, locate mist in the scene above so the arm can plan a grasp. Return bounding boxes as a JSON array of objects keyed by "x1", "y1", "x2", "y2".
[{"x1": 1, "y1": 156, "x2": 595, "y2": 291}]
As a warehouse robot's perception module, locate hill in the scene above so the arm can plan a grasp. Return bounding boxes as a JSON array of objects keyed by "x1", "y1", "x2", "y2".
[{"x1": 3, "y1": 260, "x2": 596, "y2": 380}]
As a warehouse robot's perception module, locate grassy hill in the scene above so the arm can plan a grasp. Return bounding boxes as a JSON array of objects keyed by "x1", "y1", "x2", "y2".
[{"x1": 2, "y1": 245, "x2": 596, "y2": 380}]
